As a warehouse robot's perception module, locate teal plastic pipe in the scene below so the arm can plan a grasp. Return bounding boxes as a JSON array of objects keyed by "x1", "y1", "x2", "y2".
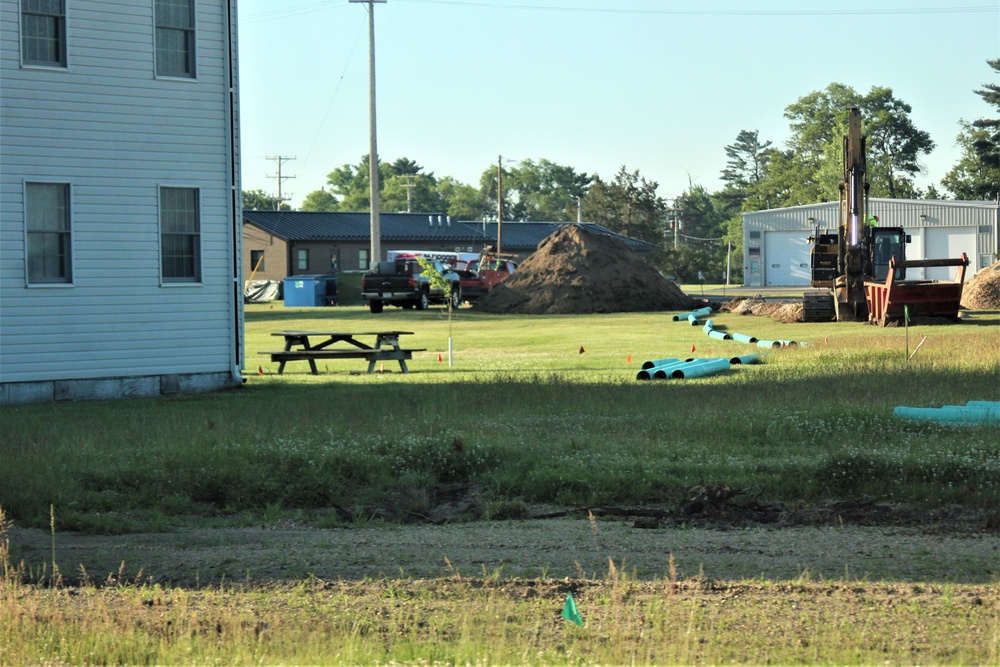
[
  {"x1": 778, "y1": 340, "x2": 799, "y2": 347},
  {"x1": 640, "y1": 357, "x2": 681, "y2": 370},
  {"x1": 731, "y1": 333, "x2": 758, "y2": 344},
  {"x1": 637, "y1": 357, "x2": 695, "y2": 380},
  {"x1": 672, "y1": 307, "x2": 712, "y2": 322},
  {"x1": 687, "y1": 314, "x2": 700, "y2": 326},
  {"x1": 892, "y1": 405, "x2": 1000, "y2": 425},
  {"x1": 729, "y1": 354, "x2": 759, "y2": 365},
  {"x1": 756, "y1": 339, "x2": 782, "y2": 349},
  {"x1": 707, "y1": 330, "x2": 732, "y2": 341},
  {"x1": 669, "y1": 358, "x2": 731, "y2": 379},
  {"x1": 650, "y1": 358, "x2": 719, "y2": 380},
  {"x1": 965, "y1": 401, "x2": 1000, "y2": 409}
]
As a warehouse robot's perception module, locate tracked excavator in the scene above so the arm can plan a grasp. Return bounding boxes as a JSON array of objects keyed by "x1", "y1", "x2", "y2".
[{"x1": 802, "y1": 108, "x2": 969, "y2": 325}]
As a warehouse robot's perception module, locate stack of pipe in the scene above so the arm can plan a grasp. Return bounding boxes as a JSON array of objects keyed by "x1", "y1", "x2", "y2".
[{"x1": 636, "y1": 354, "x2": 759, "y2": 381}]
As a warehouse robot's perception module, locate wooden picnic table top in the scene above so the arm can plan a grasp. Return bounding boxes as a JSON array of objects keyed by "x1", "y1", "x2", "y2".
[{"x1": 271, "y1": 330, "x2": 414, "y2": 337}]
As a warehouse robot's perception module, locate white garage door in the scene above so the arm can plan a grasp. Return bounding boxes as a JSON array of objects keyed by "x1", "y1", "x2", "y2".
[
  {"x1": 764, "y1": 231, "x2": 812, "y2": 286},
  {"x1": 925, "y1": 227, "x2": 976, "y2": 280}
]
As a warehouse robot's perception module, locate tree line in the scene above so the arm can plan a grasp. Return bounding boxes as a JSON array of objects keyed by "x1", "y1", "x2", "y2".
[{"x1": 244, "y1": 63, "x2": 999, "y2": 283}]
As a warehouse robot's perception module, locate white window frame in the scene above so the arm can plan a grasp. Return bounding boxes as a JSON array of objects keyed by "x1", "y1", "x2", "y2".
[
  {"x1": 20, "y1": 0, "x2": 68, "y2": 69},
  {"x1": 153, "y1": 0, "x2": 197, "y2": 79},
  {"x1": 24, "y1": 181, "x2": 73, "y2": 286},
  {"x1": 158, "y1": 186, "x2": 203, "y2": 285}
]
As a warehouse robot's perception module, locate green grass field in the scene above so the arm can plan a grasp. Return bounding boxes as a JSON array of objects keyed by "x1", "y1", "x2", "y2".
[
  {"x1": 3, "y1": 304, "x2": 998, "y2": 533},
  {"x1": 1, "y1": 304, "x2": 998, "y2": 664}
]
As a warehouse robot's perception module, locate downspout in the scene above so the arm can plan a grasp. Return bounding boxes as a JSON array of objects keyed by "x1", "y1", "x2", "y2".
[{"x1": 226, "y1": 0, "x2": 245, "y2": 384}]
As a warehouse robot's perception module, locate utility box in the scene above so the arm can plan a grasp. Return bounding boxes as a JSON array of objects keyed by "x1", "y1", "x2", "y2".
[{"x1": 283, "y1": 275, "x2": 338, "y2": 307}]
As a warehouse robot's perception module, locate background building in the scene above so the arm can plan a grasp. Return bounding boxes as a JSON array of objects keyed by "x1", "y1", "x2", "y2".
[
  {"x1": 0, "y1": 0, "x2": 243, "y2": 404},
  {"x1": 742, "y1": 199, "x2": 999, "y2": 287}
]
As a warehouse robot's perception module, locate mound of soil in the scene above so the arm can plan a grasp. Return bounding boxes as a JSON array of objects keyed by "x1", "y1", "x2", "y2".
[
  {"x1": 720, "y1": 296, "x2": 805, "y2": 323},
  {"x1": 962, "y1": 260, "x2": 1000, "y2": 310},
  {"x1": 474, "y1": 225, "x2": 699, "y2": 314}
]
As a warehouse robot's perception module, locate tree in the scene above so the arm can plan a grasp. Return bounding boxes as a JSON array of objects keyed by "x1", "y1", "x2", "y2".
[
  {"x1": 300, "y1": 188, "x2": 338, "y2": 211},
  {"x1": 585, "y1": 166, "x2": 667, "y2": 245},
  {"x1": 436, "y1": 176, "x2": 488, "y2": 221},
  {"x1": 324, "y1": 155, "x2": 389, "y2": 211},
  {"x1": 944, "y1": 59, "x2": 1000, "y2": 200},
  {"x1": 942, "y1": 121, "x2": 1000, "y2": 200},
  {"x1": 781, "y1": 83, "x2": 934, "y2": 202},
  {"x1": 480, "y1": 158, "x2": 591, "y2": 222},
  {"x1": 242, "y1": 188, "x2": 286, "y2": 211}
]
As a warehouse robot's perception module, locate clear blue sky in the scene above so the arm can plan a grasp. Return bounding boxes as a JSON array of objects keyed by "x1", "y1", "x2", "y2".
[{"x1": 237, "y1": 0, "x2": 1000, "y2": 210}]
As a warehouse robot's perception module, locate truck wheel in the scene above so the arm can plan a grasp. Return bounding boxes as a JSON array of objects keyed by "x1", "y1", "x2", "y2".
[
  {"x1": 369, "y1": 300, "x2": 383, "y2": 314},
  {"x1": 417, "y1": 291, "x2": 430, "y2": 310},
  {"x1": 450, "y1": 287, "x2": 462, "y2": 309}
]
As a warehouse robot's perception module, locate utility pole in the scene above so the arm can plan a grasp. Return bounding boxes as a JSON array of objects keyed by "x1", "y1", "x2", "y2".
[
  {"x1": 400, "y1": 174, "x2": 416, "y2": 213},
  {"x1": 576, "y1": 195, "x2": 583, "y2": 223},
  {"x1": 496, "y1": 155, "x2": 503, "y2": 255},
  {"x1": 266, "y1": 156, "x2": 296, "y2": 209},
  {"x1": 350, "y1": 0, "x2": 386, "y2": 268}
]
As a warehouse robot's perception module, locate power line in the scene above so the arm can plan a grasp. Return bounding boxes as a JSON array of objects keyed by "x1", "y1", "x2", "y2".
[{"x1": 397, "y1": 1, "x2": 997, "y2": 17}]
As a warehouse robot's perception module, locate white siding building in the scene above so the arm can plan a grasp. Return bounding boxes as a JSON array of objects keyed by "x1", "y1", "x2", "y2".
[
  {"x1": 742, "y1": 199, "x2": 999, "y2": 287},
  {"x1": 1, "y1": 0, "x2": 243, "y2": 404}
]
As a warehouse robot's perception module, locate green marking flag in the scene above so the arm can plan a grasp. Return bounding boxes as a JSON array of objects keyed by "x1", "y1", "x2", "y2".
[
  {"x1": 562, "y1": 591, "x2": 583, "y2": 626},
  {"x1": 904, "y1": 305, "x2": 910, "y2": 324}
]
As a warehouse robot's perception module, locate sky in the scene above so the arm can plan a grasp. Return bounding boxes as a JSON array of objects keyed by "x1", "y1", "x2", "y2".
[{"x1": 236, "y1": 0, "x2": 1000, "y2": 210}]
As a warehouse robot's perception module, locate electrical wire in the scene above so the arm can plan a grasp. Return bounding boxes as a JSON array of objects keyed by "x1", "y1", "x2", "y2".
[{"x1": 395, "y1": 0, "x2": 997, "y2": 17}]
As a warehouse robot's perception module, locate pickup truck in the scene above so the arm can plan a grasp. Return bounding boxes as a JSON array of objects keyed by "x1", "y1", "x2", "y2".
[
  {"x1": 361, "y1": 258, "x2": 461, "y2": 313},
  {"x1": 452, "y1": 255, "x2": 517, "y2": 302}
]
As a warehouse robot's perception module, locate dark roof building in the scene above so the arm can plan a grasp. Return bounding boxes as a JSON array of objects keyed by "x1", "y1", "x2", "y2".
[{"x1": 242, "y1": 210, "x2": 661, "y2": 280}]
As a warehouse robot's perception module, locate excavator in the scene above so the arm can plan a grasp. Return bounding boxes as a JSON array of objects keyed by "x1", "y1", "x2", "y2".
[{"x1": 803, "y1": 108, "x2": 969, "y2": 324}]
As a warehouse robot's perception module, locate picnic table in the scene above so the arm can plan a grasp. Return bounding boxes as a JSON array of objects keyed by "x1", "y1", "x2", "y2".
[{"x1": 262, "y1": 330, "x2": 423, "y2": 375}]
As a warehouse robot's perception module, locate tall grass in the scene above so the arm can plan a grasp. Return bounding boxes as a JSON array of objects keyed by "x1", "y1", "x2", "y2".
[
  {"x1": 2, "y1": 575, "x2": 997, "y2": 665},
  {"x1": 2, "y1": 307, "x2": 998, "y2": 532}
]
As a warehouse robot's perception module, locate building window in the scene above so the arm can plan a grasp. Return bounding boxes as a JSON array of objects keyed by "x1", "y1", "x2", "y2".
[
  {"x1": 297, "y1": 249, "x2": 309, "y2": 271},
  {"x1": 250, "y1": 249, "x2": 265, "y2": 273},
  {"x1": 21, "y1": 0, "x2": 66, "y2": 67},
  {"x1": 155, "y1": 0, "x2": 195, "y2": 78},
  {"x1": 160, "y1": 187, "x2": 200, "y2": 282},
  {"x1": 358, "y1": 249, "x2": 369, "y2": 271},
  {"x1": 26, "y1": 182, "x2": 71, "y2": 284}
]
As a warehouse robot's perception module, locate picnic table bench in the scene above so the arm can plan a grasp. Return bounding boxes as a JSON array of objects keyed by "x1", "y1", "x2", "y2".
[{"x1": 262, "y1": 330, "x2": 424, "y2": 374}]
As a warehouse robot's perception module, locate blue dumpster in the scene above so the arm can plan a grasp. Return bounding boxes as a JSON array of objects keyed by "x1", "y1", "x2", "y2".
[{"x1": 283, "y1": 275, "x2": 338, "y2": 307}]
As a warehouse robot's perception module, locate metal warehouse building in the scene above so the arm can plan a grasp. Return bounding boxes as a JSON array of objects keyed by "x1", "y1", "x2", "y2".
[{"x1": 741, "y1": 199, "x2": 999, "y2": 287}]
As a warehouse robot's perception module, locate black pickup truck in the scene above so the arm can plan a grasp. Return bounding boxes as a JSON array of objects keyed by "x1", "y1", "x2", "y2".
[{"x1": 361, "y1": 258, "x2": 461, "y2": 313}]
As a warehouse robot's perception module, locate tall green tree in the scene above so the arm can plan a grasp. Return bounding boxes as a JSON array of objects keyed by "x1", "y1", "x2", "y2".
[
  {"x1": 242, "y1": 188, "x2": 286, "y2": 211},
  {"x1": 585, "y1": 166, "x2": 667, "y2": 245},
  {"x1": 436, "y1": 176, "x2": 488, "y2": 221},
  {"x1": 781, "y1": 83, "x2": 934, "y2": 202},
  {"x1": 944, "y1": 59, "x2": 1000, "y2": 200},
  {"x1": 480, "y1": 158, "x2": 591, "y2": 222},
  {"x1": 942, "y1": 121, "x2": 1000, "y2": 200},
  {"x1": 300, "y1": 188, "x2": 338, "y2": 211}
]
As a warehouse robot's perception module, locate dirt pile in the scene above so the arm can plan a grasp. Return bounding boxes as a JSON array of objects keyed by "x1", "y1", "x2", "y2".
[
  {"x1": 474, "y1": 225, "x2": 699, "y2": 314},
  {"x1": 720, "y1": 296, "x2": 804, "y2": 323},
  {"x1": 962, "y1": 261, "x2": 1000, "y2": 310}
]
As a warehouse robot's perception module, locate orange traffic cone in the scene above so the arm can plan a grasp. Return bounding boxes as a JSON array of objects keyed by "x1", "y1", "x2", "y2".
[
  {"x1": 257, "y1": 365, "x2": 264, "y2": 376},
  {"x1": 691, "y1": 345, "x2": 696, "y2": 353},
  {"x1": 438, "y1": 353, "x2": 443, "y2": 362},
  {"x1": 627, "y1": 355, "x2": 632, "y2": 363}
]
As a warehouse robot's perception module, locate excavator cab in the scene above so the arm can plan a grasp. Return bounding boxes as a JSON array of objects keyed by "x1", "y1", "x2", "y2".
[{"x1": 871, "y1": 228, "x2": 908, "y2": 282}]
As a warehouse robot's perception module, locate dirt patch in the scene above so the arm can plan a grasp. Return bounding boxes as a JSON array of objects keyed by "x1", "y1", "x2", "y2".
[
  {"x1": 474, "y1": 225, "x2": 699, "y2": 314},
  {"x1": 962, "y1": 260, "x2": 1000, "y2": 310},
  {"x1": 720, "y1": 296, "x2": 805, "y2": 323},
  {"x1": 6, "y1": 490, "x2": 997, "y2": 587}
]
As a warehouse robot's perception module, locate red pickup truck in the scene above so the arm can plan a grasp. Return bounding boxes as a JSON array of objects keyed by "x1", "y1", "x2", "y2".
[{"x1": 452, "y1": 255, "x2": 517, "y2": 303}]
